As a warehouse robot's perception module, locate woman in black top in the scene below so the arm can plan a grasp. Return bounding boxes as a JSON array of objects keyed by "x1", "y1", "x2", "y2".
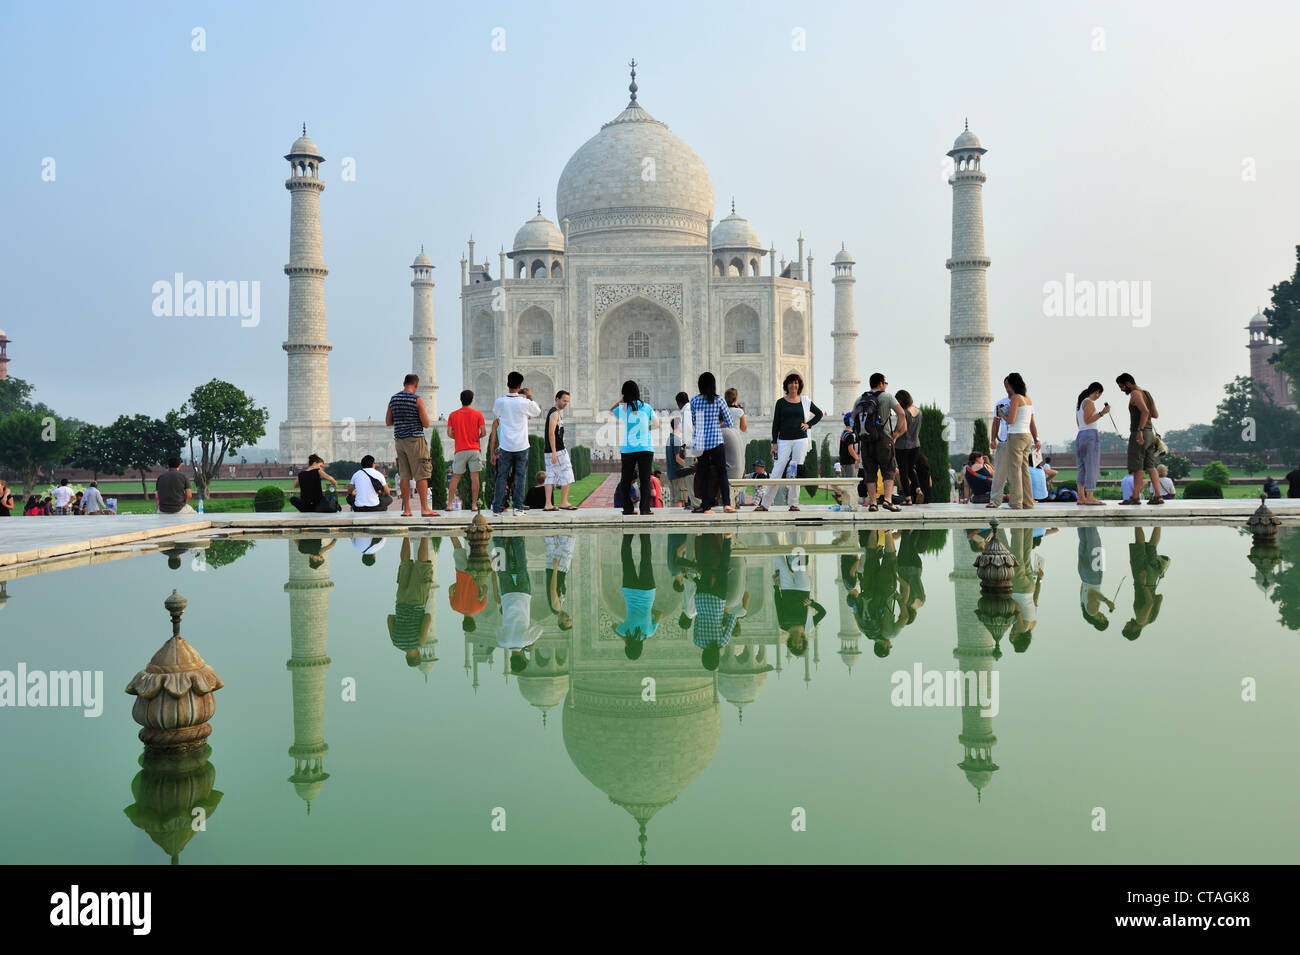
[
  {"x1": 756, "y1": 372, "x2": 823, "y2": 511},
  {"x1": 0, "y1": 480, "x2": 13, "y2": 517},
  {"x1": 290, "y1": 454, "x2": 338, "y2": 512}
]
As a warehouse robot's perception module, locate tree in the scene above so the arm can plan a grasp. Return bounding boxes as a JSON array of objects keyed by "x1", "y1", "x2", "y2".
[
  {"x1": 172, "y1": 380, "x2": 269, "y2": 499},
  {"x1": 920, "y1": 405, "x2": 952, "y2": 503},
  {"x1": 1264, "y1": 245, "x2": 1300, "y2": 397},
  {"x1": 1241, "y1": 455, "x2": 1265, "y2": 476},
  {"x1": 108, "y1": 414, "x2": 183, "y2": 496},
  {"x1": 819, "y1": 435, "x2": 833, "y2": 479},
  {"x1": 67, "y1": 424, "x2": 127, "y2": 482},
  {"x1": 972, "y1": 418, "x2": 990, "y2": 456},
  {"x1": 1202, "y1": 461, "x2": 1230, "y2": 486},
  {"x1": 0, "y1": 376, "x2": 35, "y2": 417},
  {"x1": 1207, "y1": 376, "x2": 1300, "y2": 459},
  {"x1": 1163, "y1": 454, "x2": 1192, "y2": 480},
  {"x1": 1163, "y1": 423, "x2": 1211, "y2": 452},
  {"x1": 428, "y1": 428, "x2": 448, "y2": 509},
  {"x1": 0, "y1": 411, "x2": 74, "y2": 492}
]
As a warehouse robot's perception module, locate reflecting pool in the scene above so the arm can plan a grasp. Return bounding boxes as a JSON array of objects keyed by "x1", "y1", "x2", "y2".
[{"x1": 1, "y1": 524, "x2": 1298, "y2": 864}]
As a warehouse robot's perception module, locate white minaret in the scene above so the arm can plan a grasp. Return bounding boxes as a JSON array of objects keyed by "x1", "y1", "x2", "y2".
[
  {"x1": 409, "y1": 248, "x2": 438, "y2": 417},
  {"x1": 830, "y1": 245, "x2": 860, "y2": 415},
  {"x1": 945, "y1": 121, "x2": 993, "y2": 455},
  {"x1": 280, "y1": 125, "x2": 333, "y2": 464}
]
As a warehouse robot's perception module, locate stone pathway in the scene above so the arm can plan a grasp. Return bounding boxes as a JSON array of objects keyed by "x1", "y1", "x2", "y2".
[{"x1": 578, "y1": 473, "x2": 620, "y2": 509}]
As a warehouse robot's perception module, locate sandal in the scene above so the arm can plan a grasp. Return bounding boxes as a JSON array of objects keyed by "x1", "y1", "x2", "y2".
[
  {"x1": 881, "y1": 501, "x2": 901, "y2": 512},
  {"x1": 560, "y1": 505, "x2": 579, "y2": 510},
  {"x1": 755, "y1": 505, "x2": 769, "y2": 512},
  {"x1": 723, "y1": 506, "x2": 736, "y2": 513},
  {"x1": 868, "y1": 504, "x2": 879, "y2": 513},
  {"x1": 788, "y1": 505, "x2": 800, "y2": 512}
]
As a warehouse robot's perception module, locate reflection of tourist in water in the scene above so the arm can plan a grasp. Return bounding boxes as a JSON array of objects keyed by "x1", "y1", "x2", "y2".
[
  {"x1": 849, "y1": 528, "x2": 903, "y2": 657},
  {"x1": 614, "y1": 534, "x2": 661, "y2": 659},
  {"x1": 389, "y1": 537, "x2": 435, "y2": 668},
  {"x1": 448, "y1": 537, "x2": 487, "y2": 635},
  {"x1": 691, "y1": 533, "x2": 740, "y2": 671},
  {"x1": 772, "y1": 533, "x2": 825, "y2": 658},
  {"x1": 494, "y1": 535, "x2": 542, "y2": 672},
  {"x1": 1124, "y1": 527, "x2": 1170, "y2": 641},
  {"x1": 546, "y1": 534, "x2": 575, "y2": 631},
  {"x1": 297, "y1": 537, "x2": 336, "y2": 570},
  {"x1": 668, "y1": 534, "x2": 697, "y2": 630},
  {"x1": 353, "y1": 536, "x2": 386, "y2": 567},
  {"x1": 897, "y1": 530, "x2": 929, "y2": 628},
  {"x1": 1008, "y1": 527, "x2": 1041, "y2": 653},
  {"x1": 1076, "y1": 527, "x2": 1115, "y2": 631}
]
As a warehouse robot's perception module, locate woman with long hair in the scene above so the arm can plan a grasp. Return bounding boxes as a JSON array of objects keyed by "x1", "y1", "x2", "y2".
[
  {"x1": 999, "y1": 372, "x2": 1039, "y2": 509},
  {"x1": 613, "y1": 379, "x2": 657, "y2": 516},
  {"x1": 757, "y1": 371, "x2": 823, "y2": 512},
  {"x1": 722, "y1": 386, "x2": 748, "y2": 501},
  {"x1": 894, "y1": 389, "x2": 924, "y2": 505},
  {"x1": 0, "y1": 479, "x2": 14, "y2": 517},
  {"x1": 689, "y1": 372, "x2": 735, "y2": 513},
  {"x1": 1074, "y1": 382, "x2": 1108, "y2": 505}
]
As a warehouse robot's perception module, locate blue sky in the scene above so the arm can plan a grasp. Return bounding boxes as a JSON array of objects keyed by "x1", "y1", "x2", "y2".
[{"x1": 3, "y1": 0, "x2": 1298, "y2": 446}]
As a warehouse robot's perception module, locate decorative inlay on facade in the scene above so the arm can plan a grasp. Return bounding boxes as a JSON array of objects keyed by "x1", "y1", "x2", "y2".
[{"x1": 594, "y1": 283, "x2": 683, "y2": 319}]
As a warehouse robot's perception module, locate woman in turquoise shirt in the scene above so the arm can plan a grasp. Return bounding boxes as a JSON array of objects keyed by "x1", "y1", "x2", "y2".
[{"x1": 613, "y1": 380, "x2": 657, "y2": 516}]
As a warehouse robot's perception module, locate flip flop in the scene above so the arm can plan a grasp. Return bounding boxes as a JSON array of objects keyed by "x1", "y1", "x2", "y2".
[
  {"x1": 560, "y1": 505, "x2": 579, "y2": 510},
  {"x1": 881, "y1": 502, "x2": 901, "y2": 512}
]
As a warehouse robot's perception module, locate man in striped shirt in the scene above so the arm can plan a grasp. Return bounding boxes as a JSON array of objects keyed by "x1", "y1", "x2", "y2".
[{"x1": 386, "y1": 373, "x2": 437, "y2": 517}]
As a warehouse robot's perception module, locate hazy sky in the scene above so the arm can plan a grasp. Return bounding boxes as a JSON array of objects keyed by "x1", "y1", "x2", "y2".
[{"x1": 4, "y1": 0, "x2": 1298, "y2": 447}]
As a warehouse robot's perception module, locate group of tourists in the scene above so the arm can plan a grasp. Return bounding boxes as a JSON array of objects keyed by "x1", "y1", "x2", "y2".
[{"x1": 0, "y1": 477, "x2": 112, "y2": 517}]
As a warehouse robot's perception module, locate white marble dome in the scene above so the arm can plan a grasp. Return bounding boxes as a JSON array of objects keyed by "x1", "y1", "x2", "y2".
[
  {"x1": 412, "y1": 251, "x2": 432, "y2": 267},
  {"x1": 711, "y1": 211, "x2": 762, "y2": 250},
  {"x1": 1250, "y1": 309, "x2": 1268, "y2": 326},
  {"x1": 832, "y1": 246, "x2": 855, "y2": 265},
  {"x1": 556, "y1": 101, "x2": 714, "y2": 247},
  {"x1": 287, "y1": 134, "x2": 322, "y2": 158},
  {"x1": 953, "y1": 127, "x2": 982, "y2": 150},
  {"x1": 513, "y1": 212, "x2": 565, "y2": 252}
]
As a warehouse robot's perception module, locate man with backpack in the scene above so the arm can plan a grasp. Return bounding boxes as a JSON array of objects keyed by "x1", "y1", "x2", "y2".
[
  {"x1": 852, "y1": 373, "x2": 906, "y2": 512},
  {"x1": 1116, "y1": 372, "x2": 1163, "y2": 505}
]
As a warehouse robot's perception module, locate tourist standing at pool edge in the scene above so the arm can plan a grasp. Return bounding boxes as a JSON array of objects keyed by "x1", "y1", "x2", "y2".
[
  {"x1": 1074, "y1": 382, "x2": 1108, "y2": 506},
  {"x1": 489, "y1": 371, "x2": 541, "y2": 516},
  {"x1": 386, "y1": 373, "x2": 436, "y2": 517},
  {"x1": 447, "y1": 389, "x2": 487, "y2": 510},
  {"x1": 612, "y1": 379, "x2": 656, "y2": 516},
  {"x1": 853, "y1": 372, "x2": 904, "y2": 513},
  {"x1": 1116, "y1": 372, "x2": 1163, "y2": 505},
  {"x1": 544, "y1": 390, "x2": 577, "y2": 511},
  {"x1": 998, "y1": 372, "x2": 1039, "y2": 510},
  {"x1": 758, "y1": 372, "x2": 823, "y2": 512},
  {"x1": 689, "y1": 372, "x2": 734, "y2": 514}
]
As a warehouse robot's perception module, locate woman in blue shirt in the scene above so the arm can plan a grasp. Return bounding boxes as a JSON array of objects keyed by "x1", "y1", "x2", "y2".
[{"x1": 613, "y1": 380, "x2": 657, "y2": 516}]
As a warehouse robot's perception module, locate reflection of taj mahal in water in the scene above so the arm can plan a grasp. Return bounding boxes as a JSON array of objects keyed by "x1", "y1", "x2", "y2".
[{"x1": 279, "y1": 529, "x2": 1004, "y2": 858}]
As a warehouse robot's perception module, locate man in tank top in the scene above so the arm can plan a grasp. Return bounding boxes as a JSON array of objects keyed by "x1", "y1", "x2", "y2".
[
  {"x1": 1116, "y1": 372, "x2": 1162, "y2": 506},
  {"x1": 386, "y1": 373, "x2": 436, "y2": 517}
]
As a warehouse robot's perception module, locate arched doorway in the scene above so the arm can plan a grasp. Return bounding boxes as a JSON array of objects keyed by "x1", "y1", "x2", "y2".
[{"x1": 597, "y1": 297, "x2": 681, "y2": 415}]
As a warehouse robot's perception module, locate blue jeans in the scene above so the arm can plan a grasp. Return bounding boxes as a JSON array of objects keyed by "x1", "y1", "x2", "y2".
[{"x1": 493, "y1": 448, "x2": 530, "y2": 513}]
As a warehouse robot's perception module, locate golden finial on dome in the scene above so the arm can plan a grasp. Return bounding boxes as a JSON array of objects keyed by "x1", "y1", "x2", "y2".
[{"x1": 628, "y1": 58, "x2": 638, "y2": 104}]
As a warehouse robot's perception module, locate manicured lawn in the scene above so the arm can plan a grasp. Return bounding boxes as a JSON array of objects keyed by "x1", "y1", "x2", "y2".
[{"x1": 90, "y1": 478, "x2": 297, "y2": 494}]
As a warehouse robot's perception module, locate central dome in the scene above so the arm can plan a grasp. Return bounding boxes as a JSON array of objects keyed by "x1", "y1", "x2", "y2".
[{"x1": 556, "y1": 99, "x2": 714, "y2": 248}]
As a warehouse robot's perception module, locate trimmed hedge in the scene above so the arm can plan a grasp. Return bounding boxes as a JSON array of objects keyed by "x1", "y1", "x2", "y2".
[
  {"x1": 920, "y1": 405, "x2": 951, "y2": 503},
  {"x1": 570, "y1": 445, "x2": 592, "y2": 480},
  {"x1": 254, "y1": 485, "x2": 285, "y2": 512},
  {"x1": 428, "y1": 428, "x2": 447, "y2": 509},
  {"x1": 1183, "y1": 479, "x2": 1224, "y2": 499}
]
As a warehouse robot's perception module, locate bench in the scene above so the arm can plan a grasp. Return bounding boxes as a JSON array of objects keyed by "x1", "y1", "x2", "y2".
[{"x1": 740, "y1": 477, "x2": 862, "y2": 511}]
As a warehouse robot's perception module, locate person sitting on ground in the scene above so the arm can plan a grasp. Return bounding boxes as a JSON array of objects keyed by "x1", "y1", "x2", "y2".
[
  {"x1": 155, "y1": 457, "x2": 194, "y2": 514},
  {"x1": 23, "y1": 494, "x2": 41, "y2": 516},
  {"x1": 964, "y1": 452, "x2": 994, "y2": 504},
  {"x1": 523, "y1": 470, "x2": 549, "y2": 510},
  {"x1": 347, "y1": 455, "x2": 392, "y2": 512},
  {"x1": 1156, "y1": 464, "x2": 1176, "y2": 501},
  {"x1": 1264, "y1": 475, "x2": 1282, "y2": 499},
  {"x1": 72, "y1": 490, "x2": 85, "y2": 515},
  {"x1": 649, "y1": 469, "x2": 665, "y2": 509},
  {"x1": 290, "y1": 453, "x2": 338, "y2": 512}
]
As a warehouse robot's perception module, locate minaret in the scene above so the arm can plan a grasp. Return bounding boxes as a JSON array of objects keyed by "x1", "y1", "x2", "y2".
[
  {"x1": 409, "y1": 248, "x2": 438, "y2": 417},
  {"x1": 280, "y1": 126, "x2": 333, "y2": 464},
  {"x1": 945, "y1": 120, "x2": 993, "y2": 455},
  {"x1": 0, "y1": 329, "x2": 10, "y2": 380},
  {"x1": 285, "y1": 542, "x2": 333, "y2": 814},
  {"x1": 831, "y1": 246, "x2": 860, "y2": 414},
  {"x1": 1246, "y1": 307, "x2": 1294, "y2": 408},
  {"x1": 951, "y1": 532, "x2": 999, "y2": 801}
]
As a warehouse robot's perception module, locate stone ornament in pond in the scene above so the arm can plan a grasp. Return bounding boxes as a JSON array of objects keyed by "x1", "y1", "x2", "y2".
[{"x1": 125, "y1": 590, "x2": 224, "y2": 752}]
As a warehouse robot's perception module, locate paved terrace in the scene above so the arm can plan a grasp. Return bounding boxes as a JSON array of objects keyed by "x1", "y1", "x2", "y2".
[{"x1": 1, "y1": 497, "x2": 1295, "y2": 578}]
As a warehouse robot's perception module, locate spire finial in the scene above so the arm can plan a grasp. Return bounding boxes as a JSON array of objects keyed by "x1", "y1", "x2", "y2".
[
  {"x1": 964, "y1": 116, "x2": 969, "y2": 131},
  {"x1": 420, "y1": 243, "x2": 424, "y2": 253},
  {"x1": 730, "y1": 197, "x2": 735, "y2": 215},
  {"x1": 628, "y1": 58, "x2": 638, "y2": 103},
  {"x1": 537, "y1": 198, "x2": 542, "y2": 215},
  {"x1": 302, "y1": 122, "x2": 307, "y2": 136}
]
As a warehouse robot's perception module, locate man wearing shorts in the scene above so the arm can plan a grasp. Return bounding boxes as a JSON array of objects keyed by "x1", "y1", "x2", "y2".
[
  {"x1": 856, "y1": 372, "x2": 904, "y2": 512},
  {"x1": 386, "y1": 373, "x2": 436, "y2": 517},
  {"x1": 543, "y1": 390, "x2": 576, "y2": 510},
  {"x1": 447, "y1": 389, "x2": 487, "y2": 510},
  {"x1": 1117, "y1": 372, "x2": 1163, "y2": 505}
]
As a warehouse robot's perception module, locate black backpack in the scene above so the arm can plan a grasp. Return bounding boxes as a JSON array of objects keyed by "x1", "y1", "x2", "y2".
[{"x1": 852, "y1": 391, "x2": 884, "y2": 444}]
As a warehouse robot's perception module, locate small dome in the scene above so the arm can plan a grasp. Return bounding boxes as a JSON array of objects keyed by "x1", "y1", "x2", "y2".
[
  {"x1": 711, "y1": 211, "x2": 762, "y2": 250},
  {"x1": 412, "y1": 251, "x2": 432, "y2": 267},
  {"x1": 1250, "y1": 309, "x2": 1268, "y2": 326},
  {"x1": 513, "y1": 212, "x2": 565, "y2": 252},
  {"x1": 287, "y1": 133, "x2": 322, "y2": 159},
  {"x1": 953, "y1": 127, "x2": 982, "y2": 150},
  {"x1": 832, "y1": 246, "x2": 855, "y2": 265}
]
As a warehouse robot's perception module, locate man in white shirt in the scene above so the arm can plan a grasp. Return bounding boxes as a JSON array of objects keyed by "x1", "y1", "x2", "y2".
[
  {"x1": 487, "y1": 370, "x2": 541, "y2": 516},
  {"x1": 347, "y1": 454, "x2": 391, "y2": 512},
  {"x1": 81, "y1": 482, "x2": 108, "y2": 514},
  {"x1": 53, "y1": 479, "x2": 75, "y2": 515},
  {"x1": 351, "y1": 536, "x2": 386, "y2": 567}
]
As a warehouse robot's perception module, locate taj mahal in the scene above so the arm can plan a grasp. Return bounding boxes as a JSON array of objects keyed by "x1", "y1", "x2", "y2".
[{"x1": 277, "y1": 64, "x2": 993, "y2": 464}]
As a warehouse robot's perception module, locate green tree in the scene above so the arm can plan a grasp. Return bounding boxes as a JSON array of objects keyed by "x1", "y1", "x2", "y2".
[
  {"x1": 920, "y1": 405, "x2": 951, "y2": 503},
  {"x1": 972, "y1": 418, "x2": 990, "y2": 456},
  {"x1": 1264, "y1": 245, "x2": 1300, "y2": 397},
  {"x1": 205, "y1": 539, "x2": 254, "y2": 568},
  {"x1": 172, "y1": 380, "x2": 269, "y2": 499},
  {"x1": 1163, "y1": 454, "x2": 1192, "y2": 480},
  {"x1": 819, "y1": 435, "x2": 832, "y2": 480},
  {"x1": 0, "y1": 411, "x2": 74, "y2": 492},
  {"x1": 1163, "y1": 423, "x2": 1211, "y2": 452},
  {"x1": 1202, "y1": 460, "x2": 1231, "y2": 486},
  {"x1": 0, "y1": 377, "x2": 35, "y2": 417},
  {"x1": 428, "y1": 427, "x2": 448, "y2": 509},
  {"x1": 109, "y1": 414, "x2": 184, "y2": 497},
  {"x1": 67, "y1": 423, "x2": 127, "y2": 482},
  {"x1": 1241, "y1": 455, "x2": 1265, "y2": 476},
  {"x1": 1207, "y1": 376, "x2": 1300, "y2": 459}
]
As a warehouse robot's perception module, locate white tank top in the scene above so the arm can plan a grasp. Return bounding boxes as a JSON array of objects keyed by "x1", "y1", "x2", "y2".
[
  {"x1": 1077, "y1": 403, "x2": 1097, "y2": 431},
  {"x1": 1007, "y1": 399, "x2": 1033, "y2": 434}
]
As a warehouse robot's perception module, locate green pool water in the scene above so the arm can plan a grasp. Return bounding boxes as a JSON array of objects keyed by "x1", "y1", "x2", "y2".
[{"x1": 1, "y1": 523, "x2": 1297, "y2": 865}]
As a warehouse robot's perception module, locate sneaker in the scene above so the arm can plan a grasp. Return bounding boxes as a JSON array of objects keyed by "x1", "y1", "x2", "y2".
[{"x1": 513, "y1": 509, "x2": 526, "y2": 517}]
